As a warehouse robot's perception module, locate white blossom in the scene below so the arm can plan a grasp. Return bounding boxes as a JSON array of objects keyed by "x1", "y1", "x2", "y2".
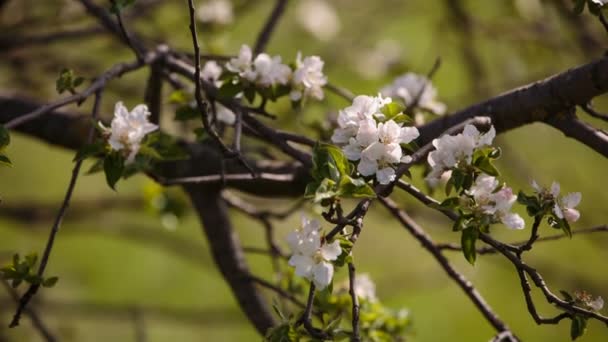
[
  {"x1": 466, "y1": 174, "x2": 525, "y2": 229},
  {"x1": 101, "y1": 102, "x2": 158, "y2": 164},
  {"x1": 226, "y1": 45, "x2": 256, "y2": 81},
  {"x1": 353, "y1": 273, "x2": 378, "y2": 302},
  {"x1": 592, "y1": 0, "x2": 608, "y2": 7},
  {"x1": 426, "y1": 124, "x2": 496, "y2": 186},
  {"x1": 590, "y1": 296, "x2": 605, "y2": 311},
  {"x1": 331, "y1": 95, "x2": 419, "y2": 185},
  {"x1": 296, "y1": 0, "x2": 341, "y2": 42},
  {"x1": 196, "y1": 0, "x2": 233, "y2": 25},
  {"x1": 381, "y1": 72, "x2": 446, "y2": 115},
  {"x1": 201, "y1": 60, "x2": 223, "y2": 86},
  {"x1": 287, "y1": 215, "x2": 342, "y2": 289},
  {"x1": 532, "y1": 180, "x2": 582, "y2": 223},
  {"x1": 252, "y1": 53, "x2": 291, "y2": 87},
  {"x1": 290, "y1": 53, "x2": 327, "y2": 101},
  {"x1": 216, "y1": 103, "x2": 236, "y2": 125}
]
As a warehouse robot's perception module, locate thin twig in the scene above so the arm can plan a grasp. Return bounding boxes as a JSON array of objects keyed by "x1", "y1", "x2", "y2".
[
  {"x1": 1, "y1": 280, "x2": 57, "y2": 341},
  {"x1": 348, "y1": 263, "x2": 361, "y2": 342},
  {"x1": 3, "y1": 55, "x2": 156, "y2": 129},
  {"x1": 325, "y1": 83, "x2": 355, "y2": 102},
  {"x1": 247, "y1": 275, "x2": 306, "y2": 309},
  {"x1": 185, "y1": 0, "x2": 256, "y2": 175},
  {"x1": 379, "y1": 196, "x2": 516, "y2": 339},
  {"x1": 156, "y1": 172, "x2": 294, "y2": 186},
  {"x1": 109, "y1": 0, "x2": 145, "y2": 61},
  {"x1": 296, "y1": 283, "x2": 331, "y2": 339},
  {"x1": 253, "y1": 0, "x2": 289, "y2": 54},
  {"x1": 9, "y1": 90, "x2": 104, "y2": 328},
  {"x1": 582, "y1": 103, "x2": 608, "y2": 123}
]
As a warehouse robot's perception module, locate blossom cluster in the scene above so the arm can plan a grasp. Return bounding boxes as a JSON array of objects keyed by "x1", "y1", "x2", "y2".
[
  {"x1": 224, "y1": 44, "x2": 327, "y2": 101},
  {"x1": 381, "y1": 72, "x2": 446, "y2": 120},
  {"x1": 331, "y1": 95, "x2": 420, "y2": 184},
  {"x1": 100, "y1": 102, "x2": 158, "y2": 163},
  {"x1": 426, "y1": 124, "x2": 496, "y2": 185},
  {"x1": 531, "y1": 181, "x2": 582, "y2": 223},
  {"x1": 464, "y1": 174, "x2": 525, "y2": 229},
  {"x1": 287, "y1": 215, "x2": 342, "y2": 289}
]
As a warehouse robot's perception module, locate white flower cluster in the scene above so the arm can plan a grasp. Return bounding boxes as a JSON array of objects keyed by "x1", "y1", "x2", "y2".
[
  {"x1": 331, "y1": 95, "x2": 420, "y2": 184},
  {"x1": 532, "y1": 181, "x2": 582, "y2": 223},
  {"x1": 200, "y1": 60, "x2": 236, "y2": 125},
  {"x1": 100, "y1": 102, "x2": 158, "y2": 163},
  {"x1": 224, "y1": 45, "x2": 327, "y2": 101},
  {"x1": 196, "y1": 0, "x2": 233, "y2": 26},
  {"x1": 574, "y1": 290, "x2": 604, "y2": 312},
  {"x1": 287, "y1": 215, "x2": 342, "y2": 289},
  {"x1": 426, "y1": 124, "x2": 496, "y2": 186},
  {"x1": 290, "y1": 52, "x2": 327, "y2": 101},
  {"x1": 465, "y1": 174, "x2": 525, "y2": 229},
  {"x1": 381, "y1": 72, "x2": 446, "y2": 117}
]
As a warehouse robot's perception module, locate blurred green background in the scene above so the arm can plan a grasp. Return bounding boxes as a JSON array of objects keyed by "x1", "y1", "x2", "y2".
[{"x1": 1, "y1": 0, "x2": 608, "y2": 341}]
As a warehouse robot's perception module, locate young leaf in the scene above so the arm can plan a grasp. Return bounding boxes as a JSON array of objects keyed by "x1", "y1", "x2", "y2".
[
  {"x1": 42, "y1": 276, "x2": 59, "y2": 288},
  {"x1": 174, "y1": 105, "x2": 199, "y2": 121},
  {"x1": 570, "y1": 315, "x2": 587, "y2": 340},
  {"x1": 74, "y1": 142, "x2": 105, "y2": 162},
  {"x1": 461, "y1": 228, "x2": 479, "y2": 265},
  {"x1": 0, "y1": 154, "x2": 12, "y2": 167},
  {"x1": 103, "y1": 153, "x2": 125, "y2": 190}
]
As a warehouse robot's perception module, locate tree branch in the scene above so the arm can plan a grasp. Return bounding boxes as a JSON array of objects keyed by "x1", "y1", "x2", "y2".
[{"x1": 253, "y1": 0, "x2": 289, "y2": 55}]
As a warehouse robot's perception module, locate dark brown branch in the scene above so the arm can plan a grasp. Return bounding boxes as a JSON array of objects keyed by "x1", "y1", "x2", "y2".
[
  {"x1": 0, "y1": 26, "x2": 105, "y2": 51},
  {"x1": 296, "y1": 283, "x2": 331, "y2": 340},
  {"x1": 418, "y1": 56, "x2": 608, "y2": 155},
  {"x1": 1, "y1": 280, "x2": 56, "y2": 341},
  {"x1": 516, "y1": 268, "x2": 571, "y2": 325},
  {"x1": 253, "y1": 0, "x2": 289, "y2": 55},
  {"x1": 185, "y1": 185, "x2": 277, "y2": 335},
  {"x1": 9, "y1": 90, "x2": 103, "y2": 328},
  {"x1": 379, "y1": 196, "x2": 515, "y2": 338},
  {"x1": 144, "y1": 50, "x2": 166, "y2": 125}
]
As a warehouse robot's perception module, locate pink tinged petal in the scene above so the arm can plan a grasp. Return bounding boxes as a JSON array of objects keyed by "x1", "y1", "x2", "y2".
[
  {"x1": 553, "y1": 203, "x2": 564, "y2": 219},
  {"x1": 332, "y1": 128, "x2": 356, "y2": 144},
  {"x1": 357, "y1": 157, "x2": 378, "y2": 176},
  {"x1": 114, "y1": 101, "x2": 129, "y2": 119},
  {"x1": 289, "y1": 254, "x2": 314, "y2": 278},
  {"x1": 376, "y1": 167, "x2": 396, "y2": 185},
  {"x1": 562, "y1": 192, "x2": 581, "y2": 209},
  {"x1": 343, "y1": 139, "x2": 363, "y2": 161},
  {"x1": 320, "y1": 240, "x2": 342, "y2": 261},
  {"x1": 312, "y1": 261, "x2": 334, "y2": 289},
  {"x1": 563, "y1": 208, "x2": 580, "y2": 223},
  {"x1": 383, "y1": 143, "x2": 402, "y2": 163},
  {"x1": 550, "y1": 182, "x2": 560, "y2": 197},
  {"x1": 502, "y1": 213, "x2": 525, "y2": 230}
]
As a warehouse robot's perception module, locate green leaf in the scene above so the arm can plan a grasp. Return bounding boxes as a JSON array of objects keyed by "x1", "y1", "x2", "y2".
[
  {"x1": 440, "y1": 197, "x2": 460, "y2": 209},
  {"x1": 24, "y1": 253, "x2": 38, "y2": 268},
  {"x1": 573, "y1": 0, "x2": 586, "y2": 14},
  {"x1": 86, "y1": 159, "x2": 104, "y2": 175},
  {"x1": 0, "y1": 124, "x2": 10, "y2": 150},
  {"x1": 339, "y1": 176, "x2": 376, "y2": 199},
  {"x1": 0, "y1": 154, "x2": 12, "y2": 167},
  {"x1": 144, "y1": 132, "x2": 188, "y2": 161},
  {"x1": 103, "y1": 153, "x2": 125, "y2": 190},
  {"x1": 74, "y1": 142, "x2": 105, "y2": 162},
  {"x1": 562, "y1": 218, "x2": 573, "y2": 239},
  {"x1": 570, "y1": 315, "x2": 587, "y2": 340},
  {"x1": 475, "y1": 157, "x2": 500, "y2": 176},
  {"x1": 174, "y1": 105, "x2": 199, "y2": 121},
  {"x1": 42, "y1": 276, "x2": 59, "y2": 288},
  {"x1": 461, "y1": 228, "x2": 479, "y2": 265},
  {"x1": 218, "y1": 81, "x2": 243, "y2": 100},
  {"x1": 381, "y1": 102, "x2": 405, "y2": 118},
  {"x1": 168, "y1": 90, "x2": 191, "y2": 105},
  {"x1": 244, "y1": 86, "x2": 256, "y2": 103},
  {"x1": 311, "y1": 142, "x2": 352, "y2": 182}
]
